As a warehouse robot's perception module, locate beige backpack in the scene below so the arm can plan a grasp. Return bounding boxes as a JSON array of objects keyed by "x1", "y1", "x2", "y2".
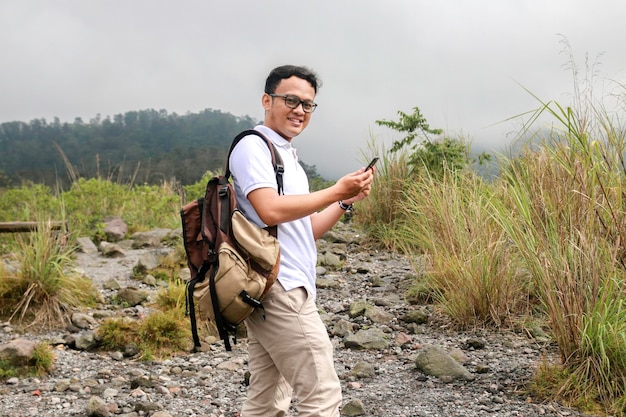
[{"x1": 181, "y1": 130, "x2": 283, "y2": 351}]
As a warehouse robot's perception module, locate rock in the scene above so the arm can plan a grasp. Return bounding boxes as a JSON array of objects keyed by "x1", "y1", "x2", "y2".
[
  {"x1": 464, "y1": 337, "x2": 487, "y2": 350},
  {"x1": 86, "y1": 395, "x2": 110, "y2": 416},
  {"x1": 344, "y1": 328, "x2": 389, "y2": 350},
  {"x1": 395, "y1": 332, "x2": 412, "y2": 346},
  {"x1": 364, "y1": 305, "x2": 393, "y2": 324},
  {"x1": 75, "y1": 331, "x2": 98, "y2": 350},
  {"x1": 316, "y1": 277, "x2": 341, "y2": 289},
  {"x1": 348, "y1": 301, "x2": 370, "y2": 318},
  {"x1": 216, "y1": 357, "x2": 245, "y2": 371},
  {"x1": 331, "y1": 319, "x2": 355, "y2": 337},
  {"x1": 0, "y1": 338, "x2": 37, "y2": 366},
  {"x1": 137, "y1": 250, "x2": 162, "y2": 270},
  {"x1": 102, "y1": 278, "x2": 121, "y2": 290},
  {"x1": 448, "y1": 347, "x2": 470, "y2": 364},
  {"x1": 99, "y1": 241, "x2": 125, "y2": 258},
  {"x1": 151, "y1": 412, "x2": 174, "y2": 417},
  {"x1": 414, "y1": 345, "x2": 475, "y2": 381},
  {"x1": 116, "y1": 287, "x2": 148, "y2": 306},
  {"x1": 319, "y1": 252, "x2": 342, "y2": 268},
  {"x1": 130, "y1": 229, "x2": 170, "y2": 249},
  {"x1": 349, "y1": 361, "x2": 376, "y2": 379},
  {"x1": 323, "y1": 230, "x2": 349, "y2": 243},
  {"x1": 402, "y1": 308, "x2": 429, "y2": 324},
  {"x1": 131, "y1": 235, "x2": 160, "y2": 249},
  {"x1": 341, "y1": 398, "x2": 366, "y2": 416},
  {"x1": 103, "y1": 217, "x2": 127, "y2": 242},
  {"x1": 72, "y1": 312, "x2": 98, "y2": 329},
  {"x1": 77, "y1": 237, "x2": 99, "y2": 254}
]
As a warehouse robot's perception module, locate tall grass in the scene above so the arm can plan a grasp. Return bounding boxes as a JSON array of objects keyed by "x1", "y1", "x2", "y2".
[
  {"x1": 354, "y1": 139, "x2": 412, "y2": 249},
  {"x1": 399, "y1": 170, "x2": 529, "y2": 327},
  {"x1": 492, "y1": 96, "x2": 626, "y2": 413},
  {"x1": 0, "y1": 218, "x2": 99, "y2": 328}
]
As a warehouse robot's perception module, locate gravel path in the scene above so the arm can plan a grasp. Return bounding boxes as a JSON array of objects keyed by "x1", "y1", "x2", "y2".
[{"x1": 0, "y1": 228, "x2": 598, "y2": 417}]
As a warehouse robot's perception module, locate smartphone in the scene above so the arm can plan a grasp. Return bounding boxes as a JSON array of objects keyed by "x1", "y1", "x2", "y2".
[{"x1": 366, "y1": 157, "x2": 379, "y2": 171}]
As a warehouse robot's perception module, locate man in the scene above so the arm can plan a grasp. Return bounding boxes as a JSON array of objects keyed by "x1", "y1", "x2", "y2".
[{"x1": 229, "y1": 65, "x2": 374, "y2": 416}]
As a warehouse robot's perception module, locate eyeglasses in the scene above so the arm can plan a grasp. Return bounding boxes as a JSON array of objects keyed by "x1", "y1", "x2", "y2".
[{"x1": 269, "y1": 94, "x2": 318, "y2": 113}]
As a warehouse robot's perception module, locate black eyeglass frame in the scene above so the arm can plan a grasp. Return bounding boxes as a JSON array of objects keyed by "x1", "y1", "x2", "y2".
[{"x1": 268, "y1": 94, "x2": 318, "y2": 113}]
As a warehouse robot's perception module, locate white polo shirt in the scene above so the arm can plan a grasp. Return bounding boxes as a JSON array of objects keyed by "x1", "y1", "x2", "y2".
[{"x1": 229, "y1": 125, "x2": 318, "y2": 299}]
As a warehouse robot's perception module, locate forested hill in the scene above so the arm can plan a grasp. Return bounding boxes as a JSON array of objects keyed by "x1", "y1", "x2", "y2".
[{"x1": 0, "y1": 109, "x2": 326, "y2": 189}]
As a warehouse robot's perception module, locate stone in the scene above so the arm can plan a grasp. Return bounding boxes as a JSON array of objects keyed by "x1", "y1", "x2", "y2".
[
  {"x1": 102, "y1": 278, "x2": 121, "y2": 290},
  {"x1": 137, "y1": 251, "x2": 162, "y2": 270},
  {"x1": 86, "y1": 395, "x2": 110, "y2": 416},
  {"x1": 341, "y1": 398, "x2": 366, "y2": 416},
  {"x1": 116, "y1": 287, "x2": 148, "y2": 306},
  {"x1": 349, "y1": 361, "x2": 376, "y2": 378},
  {"x1": 76, "y1": 237, "x2": 99, "y2": 254},
  {"x1": 0, "y1": 338, "x2": 37, "y2": 366},
  {"x1": 99, "y1": 242, "x2": 125, "y2": 258},
  {"x1": 103, "y1": 217, "x2": 127, "y2": 242},
  {"x1": 414, "y1": 345, "x2": 475, "y2": 381},
  {"x1": 402, "y1": 308, "x2": 429, "y2": 325},
  {"x1": 344, "y1": 328, "x2": 389, "y2": 350},
  {"x1": 72, "y1": 312, "x2": 98, "y2": 329}
]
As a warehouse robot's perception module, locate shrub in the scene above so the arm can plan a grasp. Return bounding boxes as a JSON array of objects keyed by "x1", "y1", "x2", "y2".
[
  {"x1": 97, "y1": 317, "x2": 139, "y2": 351},
  {"x1": 137, "y1": 309, "x2": 190, "y2": 359}
]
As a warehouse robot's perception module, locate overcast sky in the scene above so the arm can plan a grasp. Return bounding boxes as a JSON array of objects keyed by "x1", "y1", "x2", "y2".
[{"x1": 1, "y1": 1, "x2": 624, "y2": 179}]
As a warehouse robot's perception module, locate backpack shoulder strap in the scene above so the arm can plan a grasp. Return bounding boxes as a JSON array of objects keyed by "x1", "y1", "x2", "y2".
[{"x1": 224, "y1": 129, "x2": 284, "y2": 195}]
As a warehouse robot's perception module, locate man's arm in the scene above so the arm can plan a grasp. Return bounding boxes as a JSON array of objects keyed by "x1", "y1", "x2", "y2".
[{"x1": 247, "y1": 168, "x2": 373, "y2": 229}]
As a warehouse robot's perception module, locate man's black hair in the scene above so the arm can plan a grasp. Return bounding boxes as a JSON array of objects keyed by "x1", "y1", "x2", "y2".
[{"x1": 264, "y1": 65, "x2": 321, "y2": 94}]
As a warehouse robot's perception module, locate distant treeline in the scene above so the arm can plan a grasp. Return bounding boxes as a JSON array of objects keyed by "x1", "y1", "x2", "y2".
[{"x1": 0, "y1": 109, "x2": 326, "y2": 188}]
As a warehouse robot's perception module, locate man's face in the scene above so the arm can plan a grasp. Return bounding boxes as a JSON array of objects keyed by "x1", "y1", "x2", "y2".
[{"x1": 263, "y1": 76, "x2": 315, "y2": 141}]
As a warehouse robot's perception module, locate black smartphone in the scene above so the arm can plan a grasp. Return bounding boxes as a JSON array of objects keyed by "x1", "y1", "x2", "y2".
[{"x1": 366, "y1": 157, "x2": 379, "y2": 171}]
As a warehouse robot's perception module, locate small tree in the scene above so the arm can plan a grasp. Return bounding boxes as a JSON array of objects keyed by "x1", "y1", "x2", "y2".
[{"x1": 376, "y1": 107, "x2": 488, "y2": 178}]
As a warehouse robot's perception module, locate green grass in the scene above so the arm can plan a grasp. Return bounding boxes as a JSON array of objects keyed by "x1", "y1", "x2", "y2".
[{"x1": 0, "y1": 218, "x2": 99, "y2": 329}]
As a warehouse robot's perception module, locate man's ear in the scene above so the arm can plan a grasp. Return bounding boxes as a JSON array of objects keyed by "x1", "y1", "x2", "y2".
[{"x1": 262, "y1": 93, "x2": 271, "y2": 111}]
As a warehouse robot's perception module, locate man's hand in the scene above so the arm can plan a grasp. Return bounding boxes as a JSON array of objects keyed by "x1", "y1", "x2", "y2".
[{"x1": 334, "y1": 167, "x2": 374, "y2": 205}]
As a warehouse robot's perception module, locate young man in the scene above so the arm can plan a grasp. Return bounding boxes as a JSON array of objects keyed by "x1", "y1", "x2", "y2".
[{"x1": 229, "y1": 65, "x2": 374, "y2": 417}]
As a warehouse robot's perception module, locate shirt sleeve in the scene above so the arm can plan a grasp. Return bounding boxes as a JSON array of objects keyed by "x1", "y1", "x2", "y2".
[{"x1": 229, "y1": 134, "x2": 277, "y2": 198}]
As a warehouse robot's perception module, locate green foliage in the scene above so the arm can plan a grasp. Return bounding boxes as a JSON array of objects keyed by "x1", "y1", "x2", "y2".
[
  {"x1": 31, "y1": 343, "x2": 56, "y2": 375},
  {"x1": 0, "y1": 359, "x2": 15, "y2": 379},
  {"x1": 376, "y1": 107, "x2": 443, "y2": 152},
  {"x1": 0, "y1": 219, "x2": 99, "y2": 328},
  {"x1": 367, "y1": 57, "x2": 626, "y2": 415},
  {"x1": 376, "y1": 107, "x2": 490, "y2": 179},
  {"x1": 182, "y1": 170, "x2": 216, "y2": 202},
  {"x1": 62, "y1": 177, "x2": 180, "y2": 236},
  {"x1": 0, "y1": 183, "x2": 60, "y2": 222}
]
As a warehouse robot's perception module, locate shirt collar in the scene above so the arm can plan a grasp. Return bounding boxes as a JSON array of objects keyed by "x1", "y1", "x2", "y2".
[{"x1": 255, "y1": 125, "x2": 297, "y2": 154}]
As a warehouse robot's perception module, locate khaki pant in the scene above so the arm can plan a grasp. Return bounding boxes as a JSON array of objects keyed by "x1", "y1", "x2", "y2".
[{"x1": 241, "y1": 282, "x2": 342, "y2": 417}]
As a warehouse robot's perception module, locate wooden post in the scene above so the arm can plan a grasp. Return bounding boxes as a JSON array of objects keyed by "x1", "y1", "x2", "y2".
[{"x1": 0, "y1": 221, "x2": 69, "y2": 233}]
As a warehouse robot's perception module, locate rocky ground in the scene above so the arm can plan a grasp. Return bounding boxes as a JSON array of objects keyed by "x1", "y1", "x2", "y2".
[{"x1": 0, "y1": 222, "x2": 598, "y2": 417}]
